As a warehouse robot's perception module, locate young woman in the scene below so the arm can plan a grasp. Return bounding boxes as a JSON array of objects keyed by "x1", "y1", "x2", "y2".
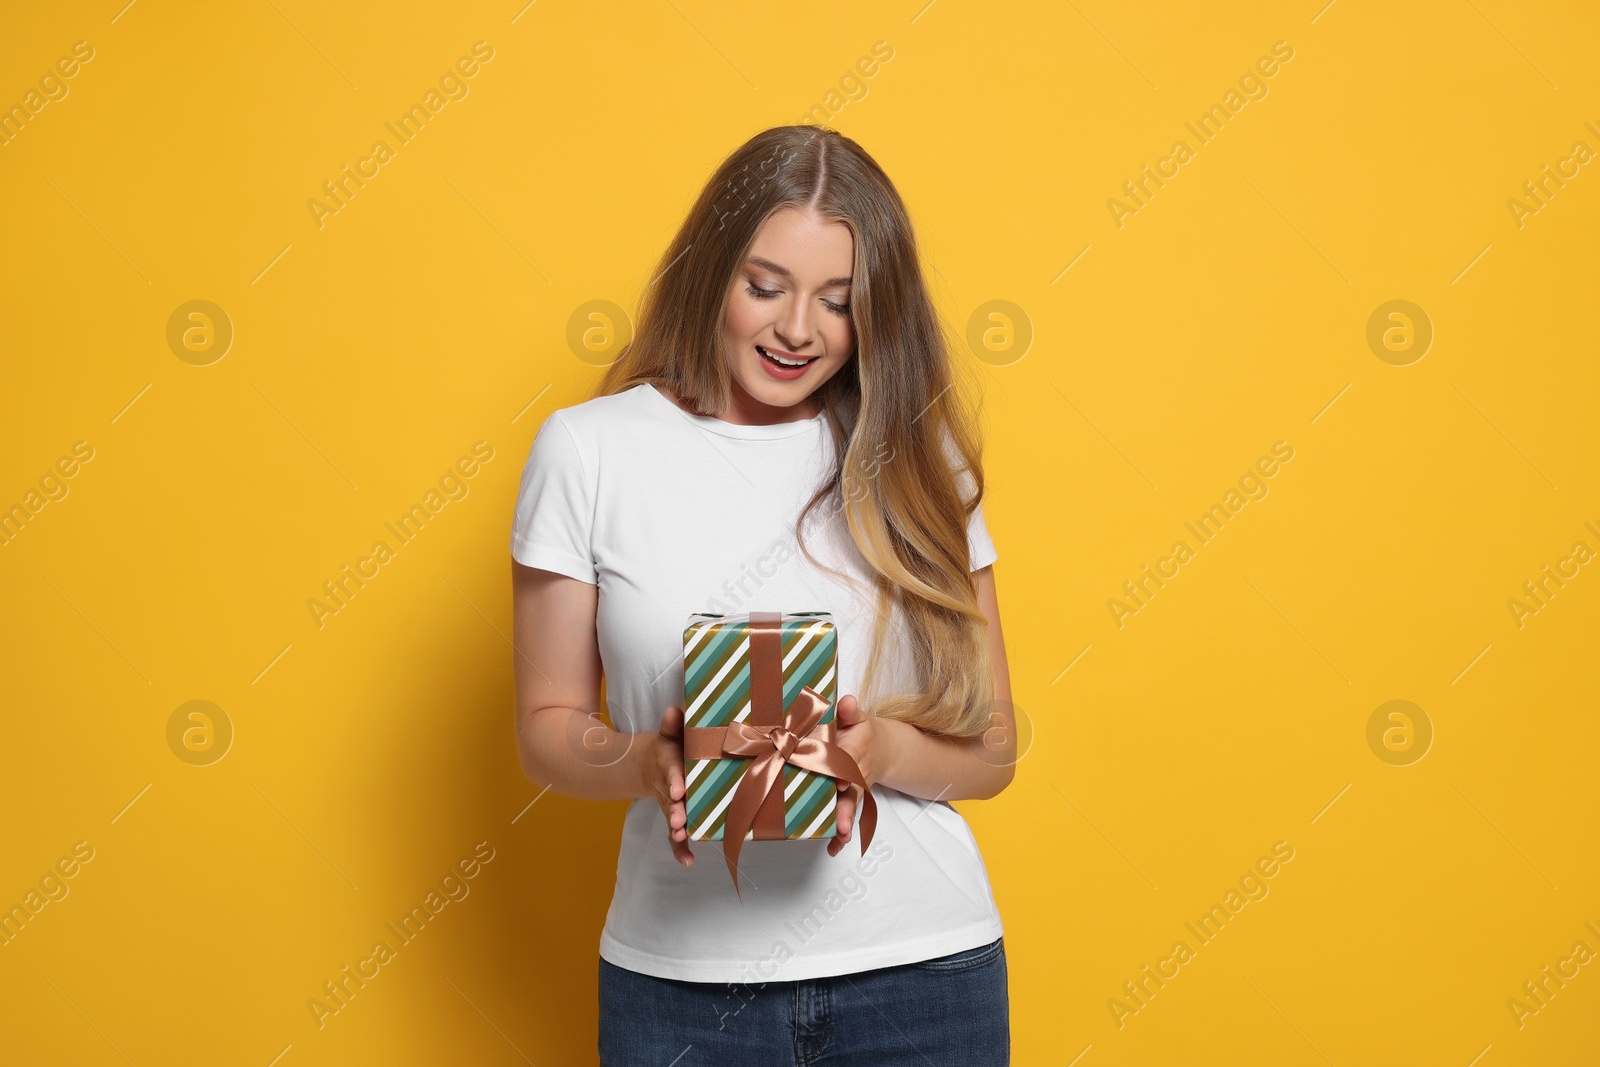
[{"x1": 511, "y1": 125, "x2": 1016, "y2": 1065}]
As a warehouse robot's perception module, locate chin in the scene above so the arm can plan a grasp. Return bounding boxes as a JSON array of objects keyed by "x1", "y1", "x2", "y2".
[
  {"x1": 738, "y1": 359, "x2": 819, "y2": 405},
  {"x1": 743, "y1": 378, "x2": 810, "y2": 409}
]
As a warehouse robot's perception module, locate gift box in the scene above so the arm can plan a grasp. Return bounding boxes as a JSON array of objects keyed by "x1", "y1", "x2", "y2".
[{"x1": 680, "y1": 609, "x2": 877, "y2": 897}]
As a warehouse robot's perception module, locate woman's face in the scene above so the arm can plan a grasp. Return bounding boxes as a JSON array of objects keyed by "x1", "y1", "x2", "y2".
[{"x1": 722, "y1": 206, "x2": 856, "y2": 419}]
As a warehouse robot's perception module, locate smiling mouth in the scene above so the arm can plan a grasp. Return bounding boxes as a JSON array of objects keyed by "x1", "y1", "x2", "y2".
[{"x1": 756, "y1": 345, "x2": 820, "y2": 368}]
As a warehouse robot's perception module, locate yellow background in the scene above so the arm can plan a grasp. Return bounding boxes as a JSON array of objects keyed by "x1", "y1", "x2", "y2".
[{"x1": 3, "y1": 0, "x2": 1597, "y2": 1063}]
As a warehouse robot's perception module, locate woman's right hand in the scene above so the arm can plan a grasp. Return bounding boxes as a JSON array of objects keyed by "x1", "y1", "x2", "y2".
[{"x1": 646, "y1": 705, "x2": 695, "y2": 867}]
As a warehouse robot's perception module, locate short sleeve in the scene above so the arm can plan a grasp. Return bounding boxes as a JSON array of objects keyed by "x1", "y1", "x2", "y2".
[
  {"x1": 510, "y1": 411, "x2": 598, "y2": 584},
  {"x1": 968, "y1": 500, "x2": 998, "y2": 572}
]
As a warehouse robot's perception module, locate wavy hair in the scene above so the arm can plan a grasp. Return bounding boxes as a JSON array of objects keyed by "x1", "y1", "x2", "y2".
[{"x1": 596, "y1": 125, "x2": 994, "y2": 739}]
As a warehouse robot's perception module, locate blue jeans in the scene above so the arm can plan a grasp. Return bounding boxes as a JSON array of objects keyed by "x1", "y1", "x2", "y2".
[{"x1": 598, "y1": 936, "x2": 1009, "y2": 1066}]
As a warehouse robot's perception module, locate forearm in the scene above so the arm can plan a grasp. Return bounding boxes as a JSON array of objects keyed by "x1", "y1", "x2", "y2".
[
  {"x1": 515, "y1": 706, "x2": 652, "y2": 801},
  {"x1": 877, "y1": 717, "x2": 1015, "y2": 802}
]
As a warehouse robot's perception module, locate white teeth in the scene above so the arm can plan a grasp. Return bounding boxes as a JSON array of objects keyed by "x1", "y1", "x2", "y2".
[{"x1": 759, "y1": 346, "x2": 813, "y2": 367}]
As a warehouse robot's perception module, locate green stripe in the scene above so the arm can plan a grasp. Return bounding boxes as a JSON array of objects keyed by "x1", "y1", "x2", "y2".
[
  {"x1": 685, "y1": 757, "x2": 747, "y2": 832},
  {"x1": 684, "y1": 625, "x2": 748, "y2": 728},
  {"x1": 782, "y1": 636, "x2": 835, "y2": 718},
  {"x1": 685, "y1": 617, "x2": 836, "y2": 728},
  {"x1": 785, "y1": 771, "x2": 836, "y2": 838},
  {"x1": 683, "y1": 615, "x2": 839, "y2": 841}
]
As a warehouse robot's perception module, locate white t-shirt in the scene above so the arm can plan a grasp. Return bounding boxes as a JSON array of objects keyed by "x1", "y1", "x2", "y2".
[{"x1": 510, "y1": 381, "x2": 1004, "y2": 983}]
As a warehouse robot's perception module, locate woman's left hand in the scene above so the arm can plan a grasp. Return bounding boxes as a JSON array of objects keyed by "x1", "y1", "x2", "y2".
[{"x1": 828, "y1": 694, "x2": 898, "y2": 858}]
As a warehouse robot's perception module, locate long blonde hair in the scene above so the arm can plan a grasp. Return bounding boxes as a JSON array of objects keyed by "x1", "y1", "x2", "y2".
[{"x1": 597, "y1": 125, "x2": 994, "y2": 739}]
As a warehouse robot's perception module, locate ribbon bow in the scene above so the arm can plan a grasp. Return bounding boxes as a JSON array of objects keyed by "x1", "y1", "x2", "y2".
[{"x1": 682, "y1": 612, "x2": 878, "y2": 900}]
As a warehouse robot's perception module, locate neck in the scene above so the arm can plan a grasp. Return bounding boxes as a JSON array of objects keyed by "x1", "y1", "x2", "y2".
[
  {"x1": 723, "y1": 377, "x2": 819, "y2": 424},
  {"x1": 660, "y1": 380, "x2": 819, "y2": 425}
]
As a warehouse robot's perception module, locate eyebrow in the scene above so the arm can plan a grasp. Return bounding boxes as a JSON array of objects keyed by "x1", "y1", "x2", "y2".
[{"x1": 745, "y1": 256, "x2": 852, "y2": 287}]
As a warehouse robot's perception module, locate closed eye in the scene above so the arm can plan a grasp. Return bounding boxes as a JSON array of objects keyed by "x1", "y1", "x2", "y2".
[{"x1": 745, "y1": 283, "x2": 852, "y2": 317}]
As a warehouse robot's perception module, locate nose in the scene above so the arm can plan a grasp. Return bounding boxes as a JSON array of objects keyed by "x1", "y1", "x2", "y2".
[{"x1": 773, "y1": 295, "x2": 815, "y2": 352}]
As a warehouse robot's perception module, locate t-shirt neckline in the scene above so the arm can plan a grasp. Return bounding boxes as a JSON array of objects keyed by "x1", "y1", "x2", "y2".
[{"x1": 639, "y1": 382, "x2": 824, "y2": 441}]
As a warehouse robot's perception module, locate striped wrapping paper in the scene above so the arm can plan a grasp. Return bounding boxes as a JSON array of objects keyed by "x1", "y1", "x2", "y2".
[{"x1": 681, "y1": 610, "x2": 839, "y2": 841}]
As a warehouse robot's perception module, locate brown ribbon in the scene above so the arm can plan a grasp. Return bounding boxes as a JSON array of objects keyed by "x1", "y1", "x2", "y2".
[{"x1": 682, "y1": 611, "x2": 878, "y2": 900}]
